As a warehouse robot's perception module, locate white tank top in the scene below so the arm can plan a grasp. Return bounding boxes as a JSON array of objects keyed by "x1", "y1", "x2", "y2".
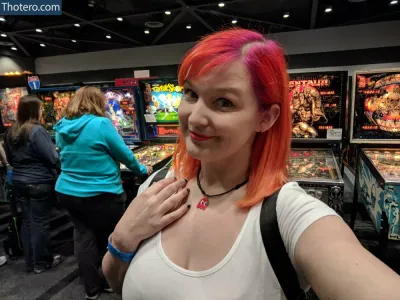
[{"x1": 122, "y1": 181, "x2": 338, "y2": 300}]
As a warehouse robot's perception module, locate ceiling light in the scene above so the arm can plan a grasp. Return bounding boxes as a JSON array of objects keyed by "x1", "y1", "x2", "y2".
[
  {"x1": 36, "y1": 28, "x2": 42, "y2": 32},
  {"x1": 325, "y1": 6, "x2": 333, "y2": 12},
  {"x1": 117, "y1": 17, "x2": 123, "y2": 21},
  {"x1": 0, "y1": 17, "x2": 5, "y2": 22},
  {"x1": 144, "y1": 29, "x2": 150, "y2": 34},
  {"x1": 186, "y1": 24, "x2": 191, "y2": 29},
  {"x1": 40, "y1": 43, "x2": 45, "y2": 47},
  {"x1": 72, "y1": 39, "x2": 77, "y2": 43},
  {"x1": 218, "y1": 2, "x2": 225, "y2": 7},
  {"x1": 390, "y1": 0, "x2": 398, "y2": 4},
  {"x1": 11, "y1": 47, "x2": 17, "y2": 51},
  {"x1": 283, "y1": 12, "x2": 290, "y2": 18},
  {"x1": 1, "y1": 33, "x2": 6, "y2": 37},
  {"x1": 106, "y1": 35, "x2": 111, "y2": 39},
  {"x1": 231, "y1": 19, "x2": 237, "y2": 24},
  {"x1": 165, "y1": 10, "x2": 171, "y2": 15},
  {"x1": 74, "y1": 23, "x2": 80, "y2": 27}
]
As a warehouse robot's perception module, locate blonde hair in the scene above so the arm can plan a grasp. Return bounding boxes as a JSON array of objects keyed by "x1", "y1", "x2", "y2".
[{"x1": 63, "y1": 86, "x2": 106, "y2": 119}]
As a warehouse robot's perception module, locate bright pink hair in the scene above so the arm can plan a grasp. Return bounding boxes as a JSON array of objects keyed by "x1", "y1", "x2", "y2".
[{"x1": 173, "y1": 28, "x2": 291, "y2": 208}]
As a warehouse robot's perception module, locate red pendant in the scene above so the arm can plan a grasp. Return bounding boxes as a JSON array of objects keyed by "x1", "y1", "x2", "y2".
[{"x1": 197, "y1": 197, "x2": 209, "y2": 210}]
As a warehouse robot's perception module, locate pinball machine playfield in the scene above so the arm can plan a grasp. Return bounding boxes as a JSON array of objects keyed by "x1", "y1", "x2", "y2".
[{"x1": 288, "y1": 71, "x2": 348, "y2": 214}]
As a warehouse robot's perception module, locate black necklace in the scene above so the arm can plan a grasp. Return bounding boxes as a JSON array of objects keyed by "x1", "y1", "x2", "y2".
[{"x1": 196, "y1": 167, "x2": 248, "y2": 210}]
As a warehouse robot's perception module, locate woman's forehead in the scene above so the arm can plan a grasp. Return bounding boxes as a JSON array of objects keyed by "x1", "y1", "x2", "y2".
[{"x1": 187, "y1": 61, "x2": 251, "y2": 91}]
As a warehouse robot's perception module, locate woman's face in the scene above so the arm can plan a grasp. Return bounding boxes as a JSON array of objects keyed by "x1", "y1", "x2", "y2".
[{"x1": 179, "y1": 60, "x2": 279, "y2": 163}]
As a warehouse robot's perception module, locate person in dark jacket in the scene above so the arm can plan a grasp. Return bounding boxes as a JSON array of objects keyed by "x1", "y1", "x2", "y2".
[{"x1": 4, "y1": 95, "x2": 62, "y2": 274}]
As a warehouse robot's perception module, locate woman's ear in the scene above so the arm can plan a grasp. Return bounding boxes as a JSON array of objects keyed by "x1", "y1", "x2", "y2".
[{"x1": 257, "y1": 104, "x2": 280, "y2": 133}]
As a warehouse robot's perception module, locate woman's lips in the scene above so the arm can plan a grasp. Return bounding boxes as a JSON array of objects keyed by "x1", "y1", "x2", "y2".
[{"x1": 189, "y1": 131, "x2": 215, "y2": 141}]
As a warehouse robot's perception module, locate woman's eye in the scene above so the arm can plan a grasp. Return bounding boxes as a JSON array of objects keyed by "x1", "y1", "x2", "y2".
[
  {"x1": 183, "y1": 89, "x2": 198, "y2": 101},
  {"x1": 215, "y1": 98, "x2": 234, "y2": 109}
]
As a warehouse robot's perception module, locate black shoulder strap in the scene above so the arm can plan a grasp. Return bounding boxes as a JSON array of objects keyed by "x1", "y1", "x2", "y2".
[{"x1": 260, "y1": 190, "x2": 306, "y2": 300}]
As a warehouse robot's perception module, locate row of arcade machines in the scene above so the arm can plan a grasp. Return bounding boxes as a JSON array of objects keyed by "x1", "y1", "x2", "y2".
[
  {"x1": 30, "y1": 79, "x2": 181, "y2": 201},
  {"x1": 3, "y1": 70, "x2": 400, "y2": 244},
  {"x1": 0, "y1": 73, "x2": 347, "y2": 211}
]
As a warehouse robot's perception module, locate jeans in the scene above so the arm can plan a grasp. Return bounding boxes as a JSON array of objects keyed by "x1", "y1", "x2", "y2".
[
  {"x1": 12, "y1": 182, "x2": 54, "y2": 269},
  {"x1": 57, "y1": 192, "x2": 125, "y2": 296}
]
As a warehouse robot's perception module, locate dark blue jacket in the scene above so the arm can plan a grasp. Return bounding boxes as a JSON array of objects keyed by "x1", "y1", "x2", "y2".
[{"x1": 4, "y1": 125, "x2": 59, "y2": 184}]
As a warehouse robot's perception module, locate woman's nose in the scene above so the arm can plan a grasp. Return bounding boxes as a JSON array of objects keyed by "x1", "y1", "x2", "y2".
[{"x1": 188, "y1": 100, "x2": 209, "y2": 127}]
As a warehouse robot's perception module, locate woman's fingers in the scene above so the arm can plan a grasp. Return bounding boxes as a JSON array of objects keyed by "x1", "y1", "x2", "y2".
[
  {"x1": 159, "y1": 188, "x2": 190, "y2": 215},
  {"x1": 160, "y1": 203, "x2": 191, "y2": 228},
  {"x1": 143, "y1": 177, "x2": 176, "y2": 196},
  {"x1": 155, "y1": 179, "x2": 187, "y2": 204}
]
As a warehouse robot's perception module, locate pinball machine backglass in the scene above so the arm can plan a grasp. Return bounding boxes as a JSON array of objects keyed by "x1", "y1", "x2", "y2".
[
  {"x1": 289, "y1": 72, "x2": 347, "y2": 214},
  {"x1": 34, "y1": 87, "x2": 78, "y2": 136},
  {"x1": 351, "y1": 70, "x2": 400, "y2": 240}
]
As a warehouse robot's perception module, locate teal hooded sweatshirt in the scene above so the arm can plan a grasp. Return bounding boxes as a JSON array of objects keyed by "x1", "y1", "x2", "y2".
[{"x1": 54, "y1": 114, "x2": 147, "y2": 197}]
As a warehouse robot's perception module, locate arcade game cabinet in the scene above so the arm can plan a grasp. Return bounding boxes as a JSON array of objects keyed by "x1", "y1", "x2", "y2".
[
  {"x1": 136, "y1": 78, "x2": 182, "y2": 170},
  {"x1": 0, "y1": 74, "x2": 40, "y2": 130},
  {"x1": 102, "y1": 79, "x2": 147, "y2": 202},
  {"x1": 350, "y1": 70, "x2": 400, "y2": 242},
  {"x1": 288, "y1": 71, "x2": 348, "y2": 214},
  {"x1": 33, "y1": 86, "x2": 79, "y2": 139}
]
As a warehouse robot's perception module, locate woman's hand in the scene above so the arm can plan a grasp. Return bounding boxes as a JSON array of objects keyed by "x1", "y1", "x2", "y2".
[
  {"x1": 146, "y1": 166, "x2": 153, "y2": 175},
  {"x1": 111, "y1": 177, "x2": 189, "y2": 252}
]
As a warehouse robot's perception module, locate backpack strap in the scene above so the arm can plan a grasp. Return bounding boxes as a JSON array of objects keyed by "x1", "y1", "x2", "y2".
[{"x1": 260, "y1": 190, "x2": 306, "y2": 300}]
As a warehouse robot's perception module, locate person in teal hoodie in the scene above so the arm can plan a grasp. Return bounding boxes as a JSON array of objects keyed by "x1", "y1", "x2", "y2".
[{"x1": 54, "y1": 86, "x2": 152, "y2": 300}]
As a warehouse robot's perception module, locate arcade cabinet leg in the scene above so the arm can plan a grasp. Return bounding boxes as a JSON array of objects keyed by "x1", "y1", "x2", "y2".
[
  {"x1": 378, "y1": 211, "x2": 389, "y2": 262},
  {"x1": 350, "y1": 145, "x2": 360, "y2": 230}
]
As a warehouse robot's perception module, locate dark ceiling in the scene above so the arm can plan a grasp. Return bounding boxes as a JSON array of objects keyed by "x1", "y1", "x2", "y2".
[{"x1": 0, "y1": 0, "x2": 399, "y2": 58}]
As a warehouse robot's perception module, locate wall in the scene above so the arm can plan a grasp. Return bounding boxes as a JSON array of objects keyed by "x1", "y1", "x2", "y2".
[
  {"x1": 0, "y1": 55, "x2": 35, "y2": 74},
  {"x1": 35, "y1": 20, "x2": 400, "y2": 75}
]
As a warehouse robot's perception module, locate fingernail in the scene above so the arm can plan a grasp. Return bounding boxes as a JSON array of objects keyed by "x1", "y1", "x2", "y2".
[
  {"x1": 184, "y1": 178, "x2": 188, "y2": 183},
  {"x1": 187, "y1": 204, "x2": 191, "y2": 209},
  {"x1": 186, "y1": 188, "x2": 190, "y2": 193}
]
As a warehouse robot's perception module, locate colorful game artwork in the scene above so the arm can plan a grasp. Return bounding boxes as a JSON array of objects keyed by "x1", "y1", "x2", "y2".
[
  {"x1": 352, "y1": 71, "x2": 400, "y2": 140},
  {"x1": 0, "y1": 87, "x2": 28, "y2": 127},
  {"x1": 53, "y1": 91, "x2": 74, "y2": 120},
  {"x1": 365, "y1": 149, "x2": 400, "y2": 181},
  {"x1": 288, "y1": 149, "x2": 339, "y2": 181},
  {"x1": 104, "y1": 88, "x2": 140, "y2": 141},
  {"x1": 143, "y1": 81, "x2": 182, "y2": 123},
  {"x1": 289, "y1": 72, "x2": 346, "y2": 140},
  {"x1": 36, "y1": 90, "x2": 75, "y2": 133}
]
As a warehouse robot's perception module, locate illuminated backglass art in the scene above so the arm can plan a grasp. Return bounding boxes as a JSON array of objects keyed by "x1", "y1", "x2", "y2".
[
  {"x1": 0, "y1": 87, "x2": 28, "y2": 127},
  {"x1": 290, "y1": 72, "x2": 347, "y2": 140},
  {"x1": 143, "y1": 80, "x2": 182, "y2": 124},
  {"x1": 36, "y1": 90, "x2": 75, "y2": 132},
  {"x1": 352, "y1": 71, "x2": 400, "y2": 141},
  {"x1": 104, "y1": 88, "x2": 140, "y2": 141}
]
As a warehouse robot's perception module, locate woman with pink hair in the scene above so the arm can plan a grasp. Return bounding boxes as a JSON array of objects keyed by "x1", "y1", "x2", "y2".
[{"x1": 103, "y1": 29, "x2": 400, "y2": 300}]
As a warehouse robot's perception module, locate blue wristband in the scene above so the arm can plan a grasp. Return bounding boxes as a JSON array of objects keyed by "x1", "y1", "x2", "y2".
[{"x1": 107, "y1": 235, "x2": 137, "y2": 263}]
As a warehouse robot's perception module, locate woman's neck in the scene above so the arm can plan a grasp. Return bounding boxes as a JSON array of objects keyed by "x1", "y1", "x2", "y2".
[{"x1": 199, "y1": 144, "x2": 252, "y2": 195}]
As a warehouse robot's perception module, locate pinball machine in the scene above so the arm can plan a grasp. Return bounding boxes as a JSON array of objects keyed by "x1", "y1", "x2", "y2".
[
  {"x1": 32, "y1": 86, "x2": 79, "y2": 139},
  {"x1": 350, "y1": 70, "x2": 400, "y2": 242},
  {"x1": 135, "y1": 78, "x2": 182, "y2": 169},
  {"x1": 288, "y1": 71, "x2": 348, "y2": 214},
  {"x1": 0, "y1": 74, "x2": 40, "y2": 130}
]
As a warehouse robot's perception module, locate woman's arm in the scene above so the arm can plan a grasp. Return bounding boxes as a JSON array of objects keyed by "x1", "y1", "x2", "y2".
[
  {"x1": 31, "y1": 126, "x2": 59, "y2": 166},
  {"x1": 100, "y1": 118, "x2": 148, "y2": 175},
  {"x1": 102, "y1": 178, "x2": 190, "y2": 294},
  {"x1": 296, "y1": 216, "x2": 400, "y2": 299}
]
